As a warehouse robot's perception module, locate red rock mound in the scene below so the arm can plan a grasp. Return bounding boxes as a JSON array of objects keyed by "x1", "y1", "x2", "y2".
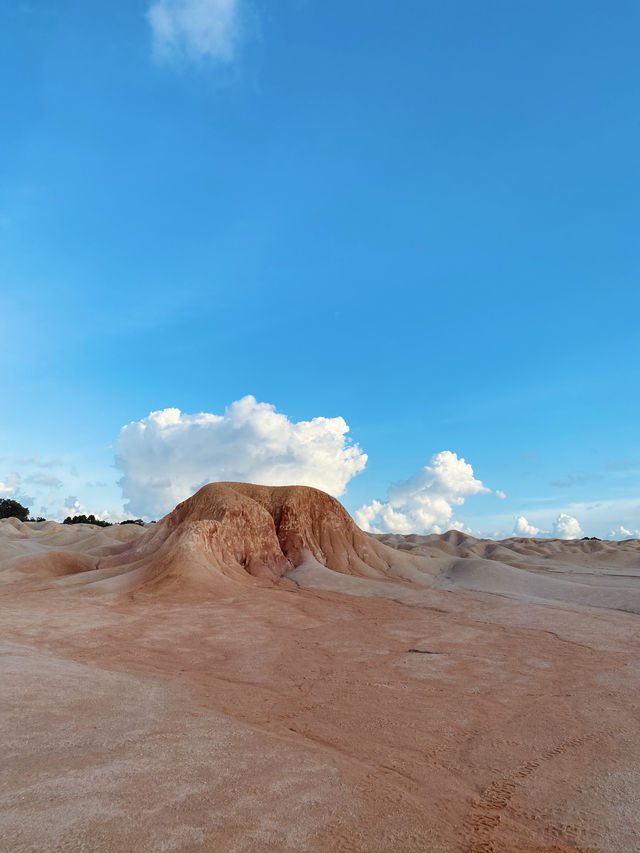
[{"x1": 93, "y1": 483, "x2": 400, "y2": 597}]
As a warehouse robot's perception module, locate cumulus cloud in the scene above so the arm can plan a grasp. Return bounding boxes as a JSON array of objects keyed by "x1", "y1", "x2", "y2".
[
  {"x1": 115, "y1": 396, "x2": 368, "y2": 518},
  {"x1": 496, "y1": 490, "x2": 507, "y2": 500},
  {"x1": 147, "y1": 0, "x2": 243, "y2": 63},
  {"x1": 514, "y1": 515, "x2": 540, "y2": 537},
  {"x1": 553, "y1": 513, "x2": 583, "y2": 539},
  {"x1": 355, "y1": 451, "x2": 490, "y2": 534}
]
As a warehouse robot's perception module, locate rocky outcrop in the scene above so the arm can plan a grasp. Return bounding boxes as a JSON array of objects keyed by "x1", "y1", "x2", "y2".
[{"x1": 94, "y1": 482, "x2": 404, "y2": 597}]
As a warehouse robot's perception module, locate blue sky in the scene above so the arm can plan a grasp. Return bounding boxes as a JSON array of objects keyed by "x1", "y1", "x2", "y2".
[{"x1": 1, "y1": 0, "x2": 638, "y2": 537}]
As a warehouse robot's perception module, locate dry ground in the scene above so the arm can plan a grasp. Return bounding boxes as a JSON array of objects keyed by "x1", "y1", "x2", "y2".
[{"x1": 1, "y1": 519, "x2": 639, "y2": 852}]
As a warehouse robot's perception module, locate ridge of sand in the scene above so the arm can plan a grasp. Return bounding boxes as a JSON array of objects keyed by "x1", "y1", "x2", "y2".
[
  {"x1": 0, "y1": 517, "x2": 147, "y2": 583},
  {"x1": 374, "y1": 530, "x2": 640, "y2": 613}
]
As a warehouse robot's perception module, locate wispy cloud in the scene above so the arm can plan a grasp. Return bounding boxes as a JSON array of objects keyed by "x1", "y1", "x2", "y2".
[
  {"x1": 609, "y1": 525, "x2": 639, "y2": 540},
  {"x1": 25, "y1": 474, "x2": 63, "y2": 489},
  {"x1": 550, "y1": 473, "x2": 601, "y2": 488},
  {"x1": 18, "y1": 456, "x2": 63, "y2": 468},
  {"x1": 147, "y1": 0, "x2": 244, "y2": 63},
  {"x1": 606, "y1": 457, "x2": 640, "y2": 472}
]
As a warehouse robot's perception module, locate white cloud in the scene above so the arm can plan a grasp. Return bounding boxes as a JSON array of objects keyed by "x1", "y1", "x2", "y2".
[
  {"x1": 59, "y1": 497, "x2": 136, "y2": 525},
  {"x1": 147, "y1": 0, "x2": 243, "y2": 63},
  {"x1": 0, "y1": 472, "x2": 35, "y2": 510},
  {"x1": 355, "y1": 451, "x2": 489, "y2": 534},
  {"x1": 0, "y1": 472, "x2": 20, "y2": 496},
  {"x1": 353, "y1": 499, "x2": 385, "y2": 535},
  {"x1": 514, "y1": 515, "x2": 540, "y2": 537},
  {"x1": 61, "y1": 496, "x2": 85, "y2": 518},
  {"x1": 97, "y1": 509, "x2": 141, "y2": 524},
  {"x1": 609, "y1": 524, "x2": 638, "y2": 540},
  {"x1": 115, "y1": 396, "x2": 368, "y2": 518},
  {"x1": 553, "y1": 513, "x2": 583, "y2": 539},
  {"x1": 0, "y1": 453, "x2": 142, "y2": 521},
  {"x1": 496, "y1": 490, "x2": 507, "y2": 499}
]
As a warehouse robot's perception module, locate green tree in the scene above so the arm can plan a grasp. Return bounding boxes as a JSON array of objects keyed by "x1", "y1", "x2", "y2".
[
  {"x1": 0, "y1": 498, "x2": 30, "y2": 522},
  {"x1": 63, "y1": 514, "x2": 111, "y2": 527}
]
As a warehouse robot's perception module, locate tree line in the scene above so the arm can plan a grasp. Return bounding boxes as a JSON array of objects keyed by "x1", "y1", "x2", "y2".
[{"x1": 0, "y1": 499, "x2": 146, "y2": 526}]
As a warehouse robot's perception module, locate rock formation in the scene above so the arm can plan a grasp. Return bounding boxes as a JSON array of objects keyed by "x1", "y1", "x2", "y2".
[{"x1": 93, "y1": 482, "x2": 407, "y2": 596}]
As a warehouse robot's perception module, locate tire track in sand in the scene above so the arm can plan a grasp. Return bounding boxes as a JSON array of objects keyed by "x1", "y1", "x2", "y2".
[{"x1": 465, "y1": 732, "x2": 602, "y2": 852}]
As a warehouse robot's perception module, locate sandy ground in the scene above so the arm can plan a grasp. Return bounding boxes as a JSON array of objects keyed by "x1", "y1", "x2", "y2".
[{"x1": 1, "y1": 517, "x2": 640, "y2": 852}]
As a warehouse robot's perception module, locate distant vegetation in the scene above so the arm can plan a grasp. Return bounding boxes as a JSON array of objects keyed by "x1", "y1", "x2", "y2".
[
  {"x1": 63, "y1": 515, "x2": 147, "y2": 527},
  {"x1": 0, "y1": 498, "x2": 30, "y2": 522},
  {"x1": 63, "y1": 514, "x2": 112, "y2": 527},
  {"x1": 1, "y1": 499, "x2": 148, "y2": 526}
]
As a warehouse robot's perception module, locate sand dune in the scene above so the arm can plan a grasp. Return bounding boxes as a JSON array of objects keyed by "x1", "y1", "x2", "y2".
[
  {"x1": 1, "y1": 486, "x2": 640, "y2": 851},
  {"x1": 375, "y1": 530, "x2": 640, "y2": 613},
  {"x1": 0, "y1": 517, "x2": 146, "y2": 582}
]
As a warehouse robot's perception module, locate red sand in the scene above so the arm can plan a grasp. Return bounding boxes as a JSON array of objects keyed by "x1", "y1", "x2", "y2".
[{"x1": 1, "y1": 484, "x2": 639, "y2": 851}]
